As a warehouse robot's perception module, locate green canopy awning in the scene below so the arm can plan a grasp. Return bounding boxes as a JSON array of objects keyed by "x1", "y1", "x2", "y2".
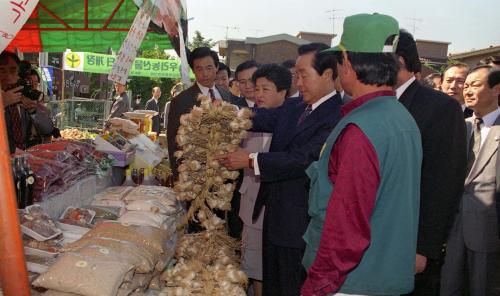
[{"x1": 7, "y1": 0, "x2": 172, "y2": 52}]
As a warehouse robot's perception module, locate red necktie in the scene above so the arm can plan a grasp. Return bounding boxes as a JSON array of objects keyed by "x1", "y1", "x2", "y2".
[
  {"x1": 208, "y1": 88, "x2": 216, "y2": 102},
  {"x1": 297, "y1": 104, "x2": 312, "y2": 125},
  {"x1": 8, "y1": 106, "x2": 25, "y2": 150}
]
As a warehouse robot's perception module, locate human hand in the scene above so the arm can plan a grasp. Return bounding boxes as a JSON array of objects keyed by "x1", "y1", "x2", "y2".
[
  {"x1": 214, "y1": 147, "x2": 250, "y2": 170},
  {"x1": 212, "y1": 99, "x2": 222, "y2": 107},
  {"x1": 20, "y1": 96, "x2": 38, "y2": 112},
  {"x1": 1, "y1": 86, "x2": 23, "y2": 108},
  {"x1": 415, "y1": 253, "x2": 427, "y2": 274}
]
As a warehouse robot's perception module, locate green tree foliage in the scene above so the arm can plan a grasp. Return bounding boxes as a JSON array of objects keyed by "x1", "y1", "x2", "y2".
[
  {"x1": 187, "y1": 30, "x2": 216, "y2": 51},
  {"x1": 423, "y1": 58, "x2": 463, "y2": 74},
  {"x1": 128, "y1": 47, "x2": 179, "y2": 114}
]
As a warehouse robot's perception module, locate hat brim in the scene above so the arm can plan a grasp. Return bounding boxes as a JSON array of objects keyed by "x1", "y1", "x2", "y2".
[{"x1": 322, "y1": 44, "x2": 343, "y2": 53}]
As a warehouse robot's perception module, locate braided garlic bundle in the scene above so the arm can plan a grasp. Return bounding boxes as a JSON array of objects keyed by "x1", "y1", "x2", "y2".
[
  {"x1": 161, "y1": 230, "x2": 247, "y2": 295},
  {"x1": 174, "y1": 95, "x2": 253, "y2": 227}
]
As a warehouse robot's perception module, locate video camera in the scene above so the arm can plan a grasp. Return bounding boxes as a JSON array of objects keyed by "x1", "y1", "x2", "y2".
[{"x1": 17, "y1": 61, "x2": 44, "y2": 101}]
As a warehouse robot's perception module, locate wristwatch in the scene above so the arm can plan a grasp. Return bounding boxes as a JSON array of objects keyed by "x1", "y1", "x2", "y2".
[{"x1": 248, "y1": 153, "x2": 257, "y2": 169}]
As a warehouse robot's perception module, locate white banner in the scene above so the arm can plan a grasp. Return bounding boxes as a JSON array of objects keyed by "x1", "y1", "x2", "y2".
[
  {"x1": 108, "y1": 0, "x2": 156, "y2": 84},
  {"x1": 0, "y1": 0, "x2": 39, "y2": 53}
]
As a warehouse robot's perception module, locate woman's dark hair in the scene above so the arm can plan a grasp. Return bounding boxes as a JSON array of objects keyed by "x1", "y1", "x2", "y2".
[
  {"x1": 251, "y1": 63, "x2": 291, "y2": 93},
  {"x1": 297, "y1": 42, "x2": 337, "y2": 80},
  {"x1": 335, "y1": 51, "x2": 399, "y2": 87},
  {"x1": 188, "y1": 47, "x2": 219, "y2": 69},
  {"x1": 422, "y1": 73, "x2": 441, "y2": 89}
]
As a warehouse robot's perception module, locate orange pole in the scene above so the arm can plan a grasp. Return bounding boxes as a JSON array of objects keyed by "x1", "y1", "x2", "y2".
[{"x1": 0, "y1": 92, "x2": 30, "y2": 294}]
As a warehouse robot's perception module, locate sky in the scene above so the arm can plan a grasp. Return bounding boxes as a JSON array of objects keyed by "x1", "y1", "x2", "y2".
[{"x1": 185, "y1": 0, "x2": 500, "y2": 54}]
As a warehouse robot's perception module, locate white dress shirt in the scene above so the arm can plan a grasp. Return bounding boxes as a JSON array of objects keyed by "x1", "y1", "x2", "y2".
[
  {"x1": 246, "y1": 99, "x2": 255, "y2": 108},
  {"x1": 196, "y1": 82, "x2": 222, "y2": 99},
  {"x1": 252, "y1": 90, "x2": 336, "y2": 175},
  {"x1": 473, "y1": 107, "x2": 500, "y2": 147},
  {"x1": 396, "y1": 75, "x2": 416, "y2": 99}
]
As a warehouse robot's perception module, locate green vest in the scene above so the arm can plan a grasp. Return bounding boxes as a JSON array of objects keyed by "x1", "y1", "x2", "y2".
[{"x1": 302, "y1": 96, "x2": 422, "y2": 295}]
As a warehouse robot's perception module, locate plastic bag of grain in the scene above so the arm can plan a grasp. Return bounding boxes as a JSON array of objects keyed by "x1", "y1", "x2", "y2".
[
  {"x1": 120, "y1": 272, "x2": 154, "y2": 291},
  {"x1": 64, "y1": 222, "x2": 167, "y2": 258},
  {"x1": 124, "y1": 186, "x2": 177, "y2": 208},
  {"x1": 94, "y1": 186, "x2": 133, "y2": 201},
  {"x1": 62, "y1": 237, "x2": 155, "y2": 273},
  {"x1": 43, "y1": 291, "x2": 80, "y2": 296},
  {"x1": 33, "y1": 253, "x2": 133, "y2": 296},
  {"x1": 125, "y1": 199, "x2": 175, "y2": 215},
  {"x1": 118, "y1": 210, "x2": 168, "y2": 229}
]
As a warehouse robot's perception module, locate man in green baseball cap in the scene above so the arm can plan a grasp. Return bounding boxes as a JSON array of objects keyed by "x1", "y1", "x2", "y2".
[{"x1": 301, "y1": 13, "x2": 422, "y2": 296}]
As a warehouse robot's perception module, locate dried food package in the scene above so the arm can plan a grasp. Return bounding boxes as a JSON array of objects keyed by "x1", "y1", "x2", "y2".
[
  {"x1": 93, "y1": 186, "x2": 134, "y2": 201},
  {"x1": 85, "y1": 206, "x2": 120, "y2": 221},
  {"x1": 33, "y1": 253, "x2": 133, "y2": 296},
  {"x1": 21, "y1": 206, "x2": 62, "y2": 240},
  {"x1": 59, "y1": 207, "x2": 95, "y2": 228}
]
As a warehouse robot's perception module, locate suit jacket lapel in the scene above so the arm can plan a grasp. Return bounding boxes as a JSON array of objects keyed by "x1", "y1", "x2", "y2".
[
  {"x1": 398, "y1": 80, "x2": 419, "y2": 110},
  {"x1": 191, "y1": 84, "x2": 202, "y2": 107},
  {"x1": 466, "y1": 114, "x2": 500, "y2": 184},
  {"x1": 216, "y1": 85, "x2": 232, "y2": 102},
  {"x1": 283, "y1": 94, "x2": 340, "y2": 148}
]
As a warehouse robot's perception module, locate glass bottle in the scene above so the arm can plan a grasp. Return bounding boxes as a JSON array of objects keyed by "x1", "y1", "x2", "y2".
[{"x1": 23, "y1": 157, "x2": 35, "y2": 206}]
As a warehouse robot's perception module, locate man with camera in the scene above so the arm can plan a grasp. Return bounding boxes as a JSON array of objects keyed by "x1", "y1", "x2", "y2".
[{"x1": 0, "y1": 51, "x2": 54, "y2": 153}]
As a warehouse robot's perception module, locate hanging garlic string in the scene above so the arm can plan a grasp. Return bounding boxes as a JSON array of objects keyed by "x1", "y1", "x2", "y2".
[{"x1": 174, "y1": 94, "x2": 253, "y2": 228}]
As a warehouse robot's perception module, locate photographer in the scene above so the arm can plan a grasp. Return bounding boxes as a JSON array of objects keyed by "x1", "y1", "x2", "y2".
[
  {"x1": 23, "y1": 66, "x2": 60, "y2": 144},
  {"x1": 0, "y1": 51, "x2": 54, "y2": 153}
]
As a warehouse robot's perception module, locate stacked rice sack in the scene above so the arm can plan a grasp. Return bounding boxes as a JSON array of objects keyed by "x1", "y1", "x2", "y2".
[{"x1": 33, "y1": 185, "x2": 180, "y2": 296}]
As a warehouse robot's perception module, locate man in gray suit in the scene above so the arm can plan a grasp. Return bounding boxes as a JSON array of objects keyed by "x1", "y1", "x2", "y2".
[
  {"x1": 145, "y1": 86, "x2": 161, "y2": 134},
  {"x1": 441, "y1": 65, "x2": 500, "y2": 296},
  {"x1": 105, "y1": 82, "x2": 130, "y2": 127},
  {"x1": 166, "y1": 47, "x2": 232, "y2": 180}
]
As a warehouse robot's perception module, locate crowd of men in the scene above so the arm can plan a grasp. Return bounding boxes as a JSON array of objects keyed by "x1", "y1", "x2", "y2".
[
  {"x1": 164, "y1": 12, "x2": 500, "y2": 296},
  {"x1": 2, "y1": 10, "x2": 500, "y2": 296}
]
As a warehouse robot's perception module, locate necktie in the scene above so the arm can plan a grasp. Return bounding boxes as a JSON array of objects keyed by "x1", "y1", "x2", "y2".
[
  {"x1": 208, "y1": 88, "x2": 216, "y2": 102},
  {"x1": 466, "y1": 117, "x2": 483, "y2": 174},
  {"x1": 297, "y1": 104, "x2": 312, "y2": 125},
  {"x1": 8, "y1": 106, "x2": 25, "y2": 150}
]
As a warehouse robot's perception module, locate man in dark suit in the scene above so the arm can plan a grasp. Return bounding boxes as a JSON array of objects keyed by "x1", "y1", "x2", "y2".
[
  {"x1": 395, "y1": 30, "x2": 468, "y2": 296},
  {"x1": 441, "y1": 63, "x2": 472, "y2": 118},
  {"x1": 218, "y1": 43, "x2": 342, "y2": 295},
  {"x1": 231, "y1": 60, "x2": 260, "y2": 108},
  {"x1": 441, "y1": 65, "x2": 500, "y2": 296},
  {"x1": 167, "y1": 47, "x2": 232, "y2": 181},
  {"x1": 145, "y1": 86, "x2": 161, "y2": 135},
  {"x1": 105, "y1": 82, "x2": 130, "y2": 128},
  {"x1": 226, "y1": 60, "x2": 259, "y2": 239}
]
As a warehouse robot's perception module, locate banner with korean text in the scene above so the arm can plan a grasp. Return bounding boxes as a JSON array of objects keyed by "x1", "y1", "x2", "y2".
[
  {"x1": 0, "y1": 0, "x2": 39, "y2": 52},
  {"x1": 63, "y1": 52, "x2": 192, "y2": 79}
]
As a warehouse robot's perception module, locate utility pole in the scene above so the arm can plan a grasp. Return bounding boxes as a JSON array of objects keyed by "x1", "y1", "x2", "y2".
[
  {"x1": 406, "y1": 17, "x2": 423, "y2": 35},
  {"x1": 326, "y1": 9, "x2": 341, "y2": 36},
  {"x1": 214, "y1": 25, "x2": 240, "y2": 40}
]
